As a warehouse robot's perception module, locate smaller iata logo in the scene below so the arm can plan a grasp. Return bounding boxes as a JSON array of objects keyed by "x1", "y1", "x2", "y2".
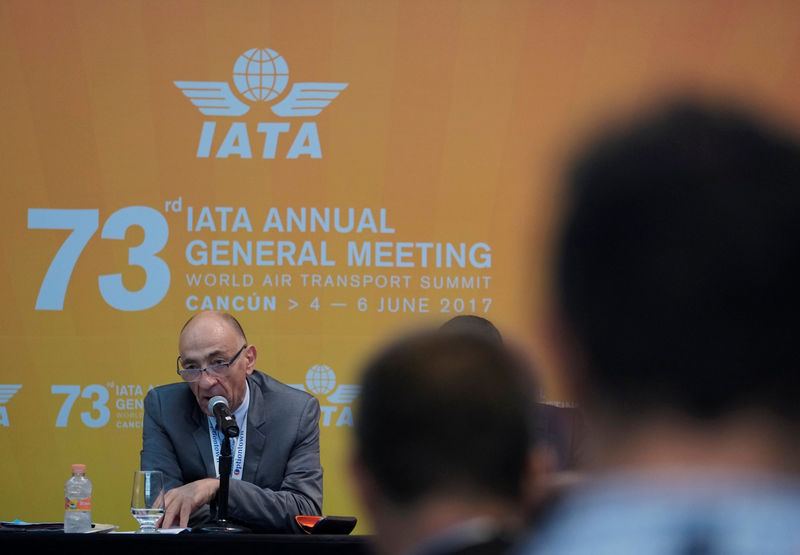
[
  {"x1": 0, "y1": 384, "x2": 22, "y2": 427},
  {"x1": 290, "y1": 365, "x2": 360, "y2": 427},
  {"x1": 175, "y1": 48, "x2": 348, "y2": 159}
]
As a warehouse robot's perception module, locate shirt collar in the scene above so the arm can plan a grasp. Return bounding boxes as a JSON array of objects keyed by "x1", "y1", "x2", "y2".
[{"x1": 232, "y1": 381, "x2": 250, "y2": 429}]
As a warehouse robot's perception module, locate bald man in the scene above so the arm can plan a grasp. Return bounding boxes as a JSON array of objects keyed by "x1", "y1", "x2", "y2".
[{"x1": 140, "y1": 311, "x2": 323, "y2": 532}]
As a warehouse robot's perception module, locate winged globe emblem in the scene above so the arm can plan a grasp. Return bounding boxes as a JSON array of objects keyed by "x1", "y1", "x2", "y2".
[
  {"x1": 290, "y1": 365, "x2": 361, "y2": 405},
  {"x1": 174, "y1": 48, "x2": 347, "y2": 117},
  {"x1": 0, "y1": 385, "x2": 22, "y2": 405}
]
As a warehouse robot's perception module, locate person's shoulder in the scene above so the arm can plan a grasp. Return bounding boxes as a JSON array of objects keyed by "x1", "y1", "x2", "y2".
[
  {"x1": 144, "y1": 381, "x2": 192, "y2": 403},
  {"x1": 516, "y1": 472, "x2": 800, "y2": 554},
  {"x1": 249, "y1": 370, "x2": 317, "y2": 402},
  {"x1": 446, "y1": 536, "x2": 513, "y2": 555}
]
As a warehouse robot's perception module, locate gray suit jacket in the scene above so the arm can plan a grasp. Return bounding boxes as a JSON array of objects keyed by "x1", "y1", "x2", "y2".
[{"x1": 140, "y1": 370, "x2": 323, "y2": 532}]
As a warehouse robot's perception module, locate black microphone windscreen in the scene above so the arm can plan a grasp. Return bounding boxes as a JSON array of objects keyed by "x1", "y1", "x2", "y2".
[{"x1": 208, "y1": 395, "x2": 229, "y2": 414}]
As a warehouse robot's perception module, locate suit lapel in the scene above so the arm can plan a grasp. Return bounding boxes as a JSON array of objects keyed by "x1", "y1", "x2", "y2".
[
  {"x1": 191, "y1": 408, "x2": 216, "y2": 477},
  {"x1": 243, "y1": 373, "x2": 268, "y2": 483}
]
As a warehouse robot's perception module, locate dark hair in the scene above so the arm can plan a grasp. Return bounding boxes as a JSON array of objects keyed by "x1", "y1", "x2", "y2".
[
  {"x1": 556, "y1": 99, "x2": 800, "y2": 421},
  {"x1": 354, "y1": 328, "x2": 531, "y2": 506},
  {"x1": 440, "y1": 315, "x2": 503, "y2": 344}
]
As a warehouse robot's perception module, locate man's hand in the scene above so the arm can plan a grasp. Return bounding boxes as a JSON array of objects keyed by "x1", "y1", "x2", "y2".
[{"x1": 159, "y1": 478, "x2": 219, "y2": 529}]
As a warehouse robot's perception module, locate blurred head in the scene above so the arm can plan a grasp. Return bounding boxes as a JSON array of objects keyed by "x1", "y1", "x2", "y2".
[
  {"x1": 177, "y1": 311, "x2": 257, "y2": 414},
  {"x1": 555, "y1": 99, "x2": 800, "y2": 424},
  {"x1": 441, "y1": 315, "x2": 549, "y2": 442},
  {"x1": 351, "y1": 328, "x2": 532, "y2": 514},
  {"x1": 440, "y1": 314, "x2": 503, "y2": 344}
]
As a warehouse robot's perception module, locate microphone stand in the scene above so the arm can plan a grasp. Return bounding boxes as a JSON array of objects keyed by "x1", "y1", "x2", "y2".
[{"x1": 199, "y1": 425, "x2": 250, "y2": 533}]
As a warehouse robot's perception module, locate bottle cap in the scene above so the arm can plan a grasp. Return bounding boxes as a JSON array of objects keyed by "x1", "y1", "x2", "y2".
[{"x1": 71, "y1": 464, "x2": 86, "y2": 473}]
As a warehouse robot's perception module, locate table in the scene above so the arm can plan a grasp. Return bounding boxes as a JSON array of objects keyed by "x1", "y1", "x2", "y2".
[{"x1": 0, "y1": 530, "x2": 375, "y2": 555}]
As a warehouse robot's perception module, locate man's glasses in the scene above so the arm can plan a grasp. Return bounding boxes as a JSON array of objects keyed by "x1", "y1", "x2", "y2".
[{"x1": 176, "y1": 344, "x2": 247, "y2": 383}]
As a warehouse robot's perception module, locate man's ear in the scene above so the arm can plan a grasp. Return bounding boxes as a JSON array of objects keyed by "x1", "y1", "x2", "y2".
[
  {"x1": 543, "y1": 306, "x2": 587, "y2": 402},
  {"x1": 521, "y1": 446, "x2": 556, "y2": 510},
  {"x1": 244, "y1": 344, "x2": 257, "y2": 375},
  {"x1": 348, "y1": 454, "x2": 379, "y2": 517}
]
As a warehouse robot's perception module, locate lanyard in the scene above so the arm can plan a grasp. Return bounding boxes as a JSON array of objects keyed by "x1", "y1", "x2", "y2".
[{"x1": 208, "y1": 416, "x2": 247, "y2": 480}]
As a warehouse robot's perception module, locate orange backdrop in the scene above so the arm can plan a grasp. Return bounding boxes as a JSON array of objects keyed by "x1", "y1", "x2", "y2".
[{"x1": 2, "y1": 0, "x2": 800, "y2": 533}]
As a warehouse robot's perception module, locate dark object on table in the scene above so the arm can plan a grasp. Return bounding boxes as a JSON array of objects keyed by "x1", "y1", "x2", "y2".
[{"x1": 295, "y1": 515, "x2": 357, "y2": 535}]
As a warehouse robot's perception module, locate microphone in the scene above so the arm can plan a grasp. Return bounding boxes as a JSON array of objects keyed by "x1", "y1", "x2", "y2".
[{"x1": 208, "y1": 396, "x2": 240, "y2": 438}]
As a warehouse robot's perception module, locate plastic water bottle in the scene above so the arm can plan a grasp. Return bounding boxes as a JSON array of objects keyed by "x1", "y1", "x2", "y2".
[{"x1": 64, "y1": 463, "x2": 92, "y2": 533}]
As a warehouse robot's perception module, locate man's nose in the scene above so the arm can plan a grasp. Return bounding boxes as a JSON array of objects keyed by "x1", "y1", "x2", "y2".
[{"x1": 198, "y1": 370, "x2": 220, "y2": 387}]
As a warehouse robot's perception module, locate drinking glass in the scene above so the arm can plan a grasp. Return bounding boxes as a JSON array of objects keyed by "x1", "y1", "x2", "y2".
[{"x1": 130, "y1": 470, "x2": 165, "y2": 533}]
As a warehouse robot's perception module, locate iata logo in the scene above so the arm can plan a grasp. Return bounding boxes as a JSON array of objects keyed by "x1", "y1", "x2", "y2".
[
  {"x1": 290, "y1": 365, "x2": 360, "y2": 427},
  {"x1": 175, "y1": 48, "x2": 348, "y2": 159},
  {"x1": 0, "y1": 384, "x2": 22, "y2": 427}
]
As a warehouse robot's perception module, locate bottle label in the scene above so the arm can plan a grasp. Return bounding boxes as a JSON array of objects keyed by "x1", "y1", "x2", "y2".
[{"x1": 65, "y1": 497, "x2": 91, "y2": 511}]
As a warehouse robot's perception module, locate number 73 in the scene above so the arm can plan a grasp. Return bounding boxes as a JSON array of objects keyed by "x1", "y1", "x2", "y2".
[
  {"x1": 51, "y1": 385, "x2": 110, "y2": 428},
  {"x1": 27, "y1": 207, "x2": 170, "y2": 311}
]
